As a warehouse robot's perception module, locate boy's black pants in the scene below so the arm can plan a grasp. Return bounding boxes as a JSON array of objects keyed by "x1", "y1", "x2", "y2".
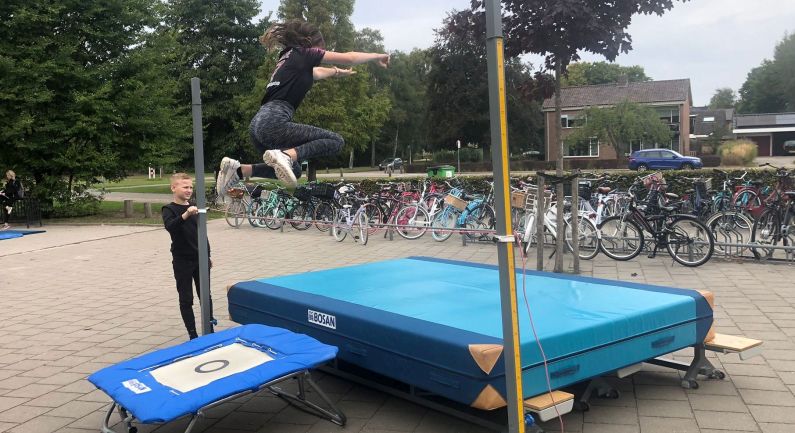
[{"x1": 172, "y1": 258, "x2": 213, "y2": 338}]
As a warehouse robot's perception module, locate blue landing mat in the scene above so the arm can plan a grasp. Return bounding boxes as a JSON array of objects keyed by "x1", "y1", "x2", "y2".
[
  {"x1": 228, "y1": 256, "x2": 712, "y2": 409},
  {"x1": 0, "y1": 229, "x2": 45, "y2": 240}
]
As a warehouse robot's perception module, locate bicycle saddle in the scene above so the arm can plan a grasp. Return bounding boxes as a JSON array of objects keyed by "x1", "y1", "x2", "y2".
[
  {"x1": 597, "y1": 186, "x2": 612, "y2": 194},
  {"x1": 664, "y1": 192, "x2": 680, "y2": 200}
]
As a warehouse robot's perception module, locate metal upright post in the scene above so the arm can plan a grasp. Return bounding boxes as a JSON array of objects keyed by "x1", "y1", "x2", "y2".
[
  {"x1": 571, "y1": 176, "x2": 580, "y2": 273},
  {"x1": 485, "y1": 1, "x2": 525, "y2": 432},
  {"x1": 537, "y1": 175, "x2": 545, "y2": 272},
  {"x1": 191, "y1": 77, "x2": 213, "y2": 336}
]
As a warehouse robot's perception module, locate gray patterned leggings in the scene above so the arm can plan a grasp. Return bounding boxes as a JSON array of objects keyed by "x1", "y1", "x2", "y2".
[{"x1": 248, "y1": 100, "x2": 344, "y2": 179}]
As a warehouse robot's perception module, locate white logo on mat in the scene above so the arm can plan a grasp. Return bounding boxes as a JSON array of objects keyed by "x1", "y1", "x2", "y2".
[
  {"x1": 122, "y1": 379, "x2": 151, "y2": 394},
  {"x1": 308, "y1": 310, "x2": 336, "y2": 329}
]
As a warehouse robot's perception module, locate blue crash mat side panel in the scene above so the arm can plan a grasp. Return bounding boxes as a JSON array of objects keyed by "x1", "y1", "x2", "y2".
[
  {"x1": 228, "y1": 281, "x2": 502, "y2": 378},
  {"x1": 408, "y1": 256, "x2": 713, "y2": 343},
  {"x1": 87, "y1": 325, "x2": 336, "y2": 424}
]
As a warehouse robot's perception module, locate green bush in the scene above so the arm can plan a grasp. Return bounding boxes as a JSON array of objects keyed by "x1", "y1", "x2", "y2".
[{"x1": 718, "y1": 140, "x2": 758, "y2": 166}]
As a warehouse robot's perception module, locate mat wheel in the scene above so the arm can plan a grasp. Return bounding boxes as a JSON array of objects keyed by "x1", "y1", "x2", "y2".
[
  {"x1": 708, "y1": 370, "x2": 726, "y2": 380},
  {"x1": 574, "y1": 401, "x2": 590, "y2": 412},
  {"x1": 128, "y1": 427, "x2": 138, "y2": 433},
  {"x1": 681, "y1": 379, "x2": 699, "y2": 389},
  {"x1": 603, "y1": 389, "x2": 620, "y2": 399}
]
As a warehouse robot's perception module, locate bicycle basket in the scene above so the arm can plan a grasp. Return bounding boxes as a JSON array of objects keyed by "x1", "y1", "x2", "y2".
[
  {"x1": 310, "y1": 182, "x2": 336, "y2": 200},
  {"x1": 227, "y1": 187, "x2": 245, "y2": 199},
  {"x1": 444, "y1": 194, "x2": 467, "y2": 211},
  {"x1": 294, "y1": 186, "x2": 311, "y2": 201},
  {"x1": 695, "y1": 179, "x2": 711, "y2": 197}
]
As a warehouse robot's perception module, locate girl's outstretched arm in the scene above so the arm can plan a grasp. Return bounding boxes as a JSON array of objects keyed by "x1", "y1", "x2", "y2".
[
  {"x1": 322, "y1": 51, "x2": 389, "y2": 68},
  {"x1": 313, "y1": 66, "x2": 357, "y2": 81}
]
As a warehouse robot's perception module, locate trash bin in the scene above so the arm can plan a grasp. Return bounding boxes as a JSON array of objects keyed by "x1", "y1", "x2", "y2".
[{"x1": 427, "y1": 165, "x2": 456, "y2": 179}]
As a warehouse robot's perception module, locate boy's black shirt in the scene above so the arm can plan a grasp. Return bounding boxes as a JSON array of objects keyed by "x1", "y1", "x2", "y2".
[{"x1": 162, "y1": 202, "x2": 210, "y2": 260}]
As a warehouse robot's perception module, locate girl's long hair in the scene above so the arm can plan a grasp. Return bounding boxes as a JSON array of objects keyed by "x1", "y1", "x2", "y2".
[{"x1": 259, "y1": 20, "x2": 325, "y2": 51}]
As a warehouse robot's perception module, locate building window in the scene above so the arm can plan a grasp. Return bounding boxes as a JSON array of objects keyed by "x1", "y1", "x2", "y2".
[
  {"x1": 566, "y1": 137, "x2": 599, "y2": 157},
  {"x1": 561, "y1": 115, "x2": 585, "y2": 128},
  {"x1": 703, "y1": 116, "x2": 715, "y2": 122}
]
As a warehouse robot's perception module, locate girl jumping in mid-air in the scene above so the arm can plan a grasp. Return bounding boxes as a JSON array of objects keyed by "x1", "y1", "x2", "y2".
[{"x1": 217, "y1": 20, "x2": 389, "y2": 191}]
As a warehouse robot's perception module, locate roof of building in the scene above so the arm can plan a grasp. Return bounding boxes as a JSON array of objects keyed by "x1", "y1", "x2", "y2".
[{"x1": 542, "y1": 79, "x2": 692, "y2": 111}]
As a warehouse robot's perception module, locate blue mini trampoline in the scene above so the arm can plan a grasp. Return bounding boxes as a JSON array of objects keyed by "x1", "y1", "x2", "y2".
[
  {"x1": 228, "y1": 257, "x2": 714, "y2": 410},
  {"x1": 88, "y1": 324, "x2": 345, "y2": 433}
]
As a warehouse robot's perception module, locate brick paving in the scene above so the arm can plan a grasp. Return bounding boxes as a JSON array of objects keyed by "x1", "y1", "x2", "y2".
[{"x1": 1, "y1": 221, "x2": 795, "y2": 432}]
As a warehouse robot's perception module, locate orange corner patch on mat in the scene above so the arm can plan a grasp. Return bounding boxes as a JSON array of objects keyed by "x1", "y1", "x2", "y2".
[
  {"x1": 471, "y1": 384, "x2": 507, "y2": 410},
  {"x1": 696, "y1": 289, "x2": 716, "y2": 342},
  {"x1": 468, "y1": 344, "x2": 504, "y2": 375}
]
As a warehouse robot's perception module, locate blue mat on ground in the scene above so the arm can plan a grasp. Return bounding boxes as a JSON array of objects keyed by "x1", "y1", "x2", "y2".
[
  {"x1": 88, "y1": 324, "x2": 337, "y2": 424},
  {"x1": 228, "y1": 257, "x2": 712, "y2": 409},
  {"x1": 0, "y1": 229, "x2": 45, "y2": 240}
]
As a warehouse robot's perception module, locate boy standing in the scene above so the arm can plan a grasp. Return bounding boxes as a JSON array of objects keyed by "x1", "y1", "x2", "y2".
[{"x1": 162, "y1": 173, "x2": 213, "y2": 340}]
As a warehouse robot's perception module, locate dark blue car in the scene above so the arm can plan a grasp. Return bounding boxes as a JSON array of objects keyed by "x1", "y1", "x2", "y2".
[{"x1": 628, "y1": 149, "x2": 703, "y2": 171}]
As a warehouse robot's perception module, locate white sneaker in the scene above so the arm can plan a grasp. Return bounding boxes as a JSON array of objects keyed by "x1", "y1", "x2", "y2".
[
  {"x1": 217, "y1": 157, "x2": 241, "y2": 198},
  {"x1": 263, "y1": 150, "x2": 298, "y2": 187}
]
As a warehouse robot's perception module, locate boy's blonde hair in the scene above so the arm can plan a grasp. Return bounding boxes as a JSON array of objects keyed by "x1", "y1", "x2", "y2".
[
  {"x1": 5, "y1": 170, "x2": 14, "y2": 180},
  {"x1": 170, "y1": 172, "x2": 193, "y2": 186}
]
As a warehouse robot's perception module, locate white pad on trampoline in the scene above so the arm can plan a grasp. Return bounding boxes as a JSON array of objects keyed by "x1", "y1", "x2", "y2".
[{"x1": 151, "y1": 343, "x2": 273, "y2": 393}]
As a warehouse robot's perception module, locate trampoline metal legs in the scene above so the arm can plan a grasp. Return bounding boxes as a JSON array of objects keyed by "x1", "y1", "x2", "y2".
[{"x1": 268, "y1": 371, "x2": 347, "y2": 426}]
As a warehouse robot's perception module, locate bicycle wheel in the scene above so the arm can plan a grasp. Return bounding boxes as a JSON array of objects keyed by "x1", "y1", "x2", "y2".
[
  {"x1": 356, "y1": 211, "x2": 369, "y2": 245},
  {"x1": 395, "y1": 204, "x2": 430, "y2": 240},
  {"x1": 332, "y1": 210, "x2": 347, "y2": 242},
  {"x1": 665, "y1": 216, "x2": 714, "y2": 267},
  {"x1": 247, "y1": 199, "x2": 263, "y2": 227},
  {"x1": 263, "y1": 202, "x2": 285, "y2": 230},
  {"x1": 430, "y1": 208, "x2": 457, "y2": 242},
  {"x1": 751, "y1": 209, "x2": 780, "y2": 260},
  {"x1": 706, "y1": 211, "x2": 753, "y2": 256},
  {"x1": 361, "y1": 202, "x2": 382, "y2": 235},
  {"x1": 464, "y1": 205, "x2": 495, "y2": 241},
  {"x1": 565, "y1": 216, "x2": 600, "y2": 260},
  {"x1": 314, "y1": 201, "x2": 335, "y2": 232},
  {"x1": 289, "y1": 203, "x2": 313, "y2": 230},
  {"x1": 598, "y1": 216, "x2": 644, "y2": 261},
  {"x1": 224, "y1": 199, "x2": 246, "y2": 228}
]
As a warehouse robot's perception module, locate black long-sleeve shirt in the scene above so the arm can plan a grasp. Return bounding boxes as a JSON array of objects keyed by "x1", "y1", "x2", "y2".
[{"x1": 162, "y1": 203, "x2": 210, "y2": 260}]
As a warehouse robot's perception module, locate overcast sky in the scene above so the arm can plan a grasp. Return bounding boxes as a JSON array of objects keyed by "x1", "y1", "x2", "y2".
[{"x1": 258, "y1": 0, "x2": 795, "y2": 106}]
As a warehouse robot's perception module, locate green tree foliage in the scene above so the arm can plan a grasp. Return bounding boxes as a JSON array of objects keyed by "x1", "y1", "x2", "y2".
[
  {"x1": 709, "y1": 87, "x2": 737, "y2": 109},
  {"x1": 164, "y1": 0, "x2": 266, "y2": 166},
  {"x1": 262, "y1": 0, "x2": 391, "y2": 178},
  {"x1": 0, "y1": 0, "x2": 189, "y2": 207},
  {"x1": 563, "y1": 62, "x2": 650, "y2": 86},
  {"x1": 426, "y1": 10, "x2": 544, "y2": 156},
  {"x1": 564, "y1": 101, "x2": 672, "y2": 158},
  {"x1": 738, "y1": 33, "x2": 795, "y2": 113}
]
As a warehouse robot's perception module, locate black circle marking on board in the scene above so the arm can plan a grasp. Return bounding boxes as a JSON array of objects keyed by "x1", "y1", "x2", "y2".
[{"x1": 194, "y1": 360, "x2": 230, "y2": 374}]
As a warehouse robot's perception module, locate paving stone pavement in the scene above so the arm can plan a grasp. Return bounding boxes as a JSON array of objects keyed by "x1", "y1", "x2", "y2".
[{"x1": 1, "y1": 221, "x2": 795, "y2": 433}]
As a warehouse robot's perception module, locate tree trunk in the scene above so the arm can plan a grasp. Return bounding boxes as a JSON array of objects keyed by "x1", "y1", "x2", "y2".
[
  {"x1": 308, "y1": 162, "x2": 317, "y2": 182},
  {"x1": 393, "y1": 124, "x2": 399, "y2": 158},
  {"x1": 371, "y1": 138, "x2": 376, "y2": 167},
  {"x1": 554, "y1": 61, "x2": 565, "y2": 273},
  {"x1": 349, "y1": 149, "x2": 354, "y2": 169},
  {"x1": 67, "y1": 172, "x2": 74, "y2": 204}
]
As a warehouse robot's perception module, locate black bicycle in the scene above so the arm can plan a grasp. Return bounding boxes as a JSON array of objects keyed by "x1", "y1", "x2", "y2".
[
  {"x1": 599, "y1": 177, "x2": 715, "y2": 267},
  {"x1": 751, "y1": 165, "x2": 795, "y2": 260}
]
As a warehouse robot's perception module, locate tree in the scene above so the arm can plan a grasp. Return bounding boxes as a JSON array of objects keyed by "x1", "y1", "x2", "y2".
[
  {"x1": 563, "y1": 61, "x2": 650, "y2": 86},
  {"x1": 709, "y1": 87, "x2": 737, "y2": 109},
  {"x1": 269, "y1": 0, "x2": 391, "y2": 179},
  {"x1": 164, "y1": 0, "x2": 266, "y2": 167},
  {"x1": 470, "y1": 0, "x2": 686, "y2": 272},
  {"x1": 0, "y1": 0, "x2": 189, "y2": 211},
  {"x1": 426, "y1": 10, "x2": 543, "y2": 156},
  {"x1": 738, "y1": 33, "x2": 795, "y2": 113},
  {"x1": 564, "y1": 101, "x2": 672, "y2": 158}
]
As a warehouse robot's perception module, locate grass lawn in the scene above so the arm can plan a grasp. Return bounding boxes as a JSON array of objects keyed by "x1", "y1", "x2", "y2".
[{"x1": 46, "y1": 200, "x2": 224, "y2": 225}]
